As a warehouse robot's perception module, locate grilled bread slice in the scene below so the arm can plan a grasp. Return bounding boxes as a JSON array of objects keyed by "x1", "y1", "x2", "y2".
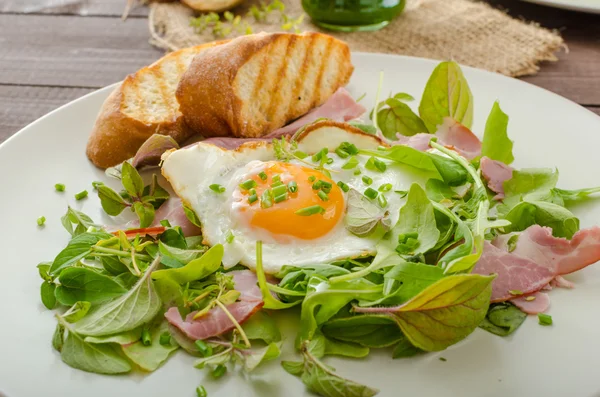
[
  {"x1": 86, "y1": 41, "x2": 225, "y2": 169},
  {"x1": 176, "y1": 32, "x2": 354, "y2": 139}
]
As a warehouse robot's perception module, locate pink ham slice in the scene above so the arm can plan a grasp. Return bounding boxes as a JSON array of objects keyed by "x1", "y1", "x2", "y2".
[
  {"x1": 202, "y1": 88, "x2": 365, "y2": 150},
  {"x1": 550, "y1": 275, "x2": 574, "y2": 289},
  {"x1": 125, "y1": 197, "x2": 201, "y2": 237},
  {"x1": 393, "y1": 133, "x2": 432, "y2": 152},
  {"x1": 165, "y1": 270, "x2": 263, "y2": 340},
  {"x1": 510, "y1": 292, "x2": 550, "y2": 314},
  {"x1": 480, "y1": 156, "x2": 513, "y2": 200}
]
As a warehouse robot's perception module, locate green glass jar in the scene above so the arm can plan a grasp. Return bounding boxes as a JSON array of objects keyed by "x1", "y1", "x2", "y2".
[{"x1": 302, "y1": 0, "x2": 406, "y2": 32}]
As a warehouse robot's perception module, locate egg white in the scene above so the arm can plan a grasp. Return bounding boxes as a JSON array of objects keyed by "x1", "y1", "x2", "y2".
[{"x1": 161, "y1": 126, "x2": 430, "y2": 273}]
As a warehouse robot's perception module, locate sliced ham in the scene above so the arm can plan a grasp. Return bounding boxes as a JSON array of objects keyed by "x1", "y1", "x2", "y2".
[
  {"x1": 126, "y1": 197, "x2": 201, "y2": 237},
  {"x1": 165, "y1": 270, "x2": 263, "y2": 341},
  {"x1": 392, "y1": 133, "x2": 432, "y2": 152},
  {"x1": 550, "y1": 275, "x2": 574, "y2": 289},
  {"x1": 480, "y1": 156, "x2": 513, "y2": 200},
  {"x1": 510, "y1": 292, "x2": 550, "y2": 314},
  {"x1": 435, "y1": 118, "x2": 482, "y2": 160},
  {"x1": 202, "y1": 88, "x2": 365, "y2": 150},
  {"x1": 473, "y1": 241, "x2": 555, "y2": 302}
]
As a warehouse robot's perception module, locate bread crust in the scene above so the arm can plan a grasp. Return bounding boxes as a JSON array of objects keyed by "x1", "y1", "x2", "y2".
[{"x1": 176, "y1": 32, "x2": 354, "y2": 139}]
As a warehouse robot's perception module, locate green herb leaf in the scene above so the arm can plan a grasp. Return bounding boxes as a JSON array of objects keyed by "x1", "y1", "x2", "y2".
[
  {"x1": 355, "y1": 273, "x2": 494, "y2": 351},
  {"x1": 152, "y1": 244, "x2": 223, "y2": 284},
  {"x1": 322, "y1": 314, "x2": 405, "y2": 348},
  {"x1": 393, "y1": 183, "x2": 439, "y2": 254},
  {"x1": 479, "y1": 302, "x2": 526, "y2": 336},
  {"x1": 554, "y1": 186, "x2": 600, "y2": 203},
  {"x1": 49, "y1": 231, "x2": 113, "y2": 276},
  {"x1": 61, "y1": 207, "x2": 101, "y2": 237},
  {"x1": 347, "y1": 121, "x2": 377, "y2": 135},
  {"x1": 183, "y1": 205, "x2": 202, "y2": 227},
  {"x1": 55, "y1": 267, "x2": 127, "y2": 306},
  {"x1": 255, "y1": 241, "x2": 301, "y2": 309},
  {"x1": 63, "y1": 301, "x2": 92, "y2": 323},
  {"x1": 84, "y1": 329, "x2": 142, "y2": 345},
  {"x1": 391, "y1": 337, "x2": 422, "y2": 359},
  {"x1": 122, "y1": 320, "x2": 178, "y2": 372},
  {"x1": 323, "y1": 337, "x2": 369, "y2": 358},
  {"x1": 377, "y1": 97, "x2": 428, "y2": 139},
  {"x1": 98, "y1": 185, "x2": 129, "y2": 216},
  {"x1": 40, "y1": 281, "x2": 56, "y2": 309},
  {"x1": 282, "y1": 360, "x2": 304, "y2": 376},
  {"x1": 133, "y1": 201, "x2": 155, "y2": 228},
  {"x1": 131, "y1": 133, "x2": 179, "y2": 168},
  {"x1": 52, "y1": 323, "x2": 65, "y2": 352},
  {"x1": 419, "y1": 61, "x2": 473, "y2": 132},
  {"x1": 503, "y1": 200, "x2": 580, "y2": 239},
  {"x1": 481, "y1": 101, "x2": 514, "y2": 165},
  {"x1": 243, "y1": 342, "x2": 281, "y2": 371},
  {"x1": 344, "y1": 188, "x2": 391, "y2": 237},
  {"x1": 121, "y1": 161, "x2": 145, "y2": 198},
  {"x1": 60, "y1": 328, "x2": 132, "y2": 374},
  {"x1": 73, "y1": 257, "x2": 162, "y2": 336},
  {"x1": 241, "y1": 311, "x2": 282, "y2": 343}
]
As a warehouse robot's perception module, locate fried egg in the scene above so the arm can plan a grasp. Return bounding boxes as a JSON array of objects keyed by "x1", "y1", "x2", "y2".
[{"x1": 161, "y1": 121, "x2": 430, "y2": 273}]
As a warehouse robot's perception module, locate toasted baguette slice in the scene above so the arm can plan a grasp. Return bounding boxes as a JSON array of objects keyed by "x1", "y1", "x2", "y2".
[
  {"x1": 86, "y1": 41, "x2": 225, "y2": 169},
  {"x1": 176, "y1": 32, "x2": 354, "y2": 139}
]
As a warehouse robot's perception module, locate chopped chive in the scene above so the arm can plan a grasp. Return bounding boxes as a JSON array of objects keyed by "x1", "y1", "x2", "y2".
[
  {"x1": 362, "y1": 176, "x2": 373, "y2": 185},
  {"x1": 353, "y1": 169, "x2": 362, "y2": 175},
  {"x1": 225, "y1": 230, "x2": 234, "y2": 243},
  {"x1": 37, "y1": 216, "x2": 46, "y2": 226},
  {"x1": 342, "y1": 157, "x2": 359, "y2": 170},
  {"x1": 378, "y1": 194, "x2": 388, "y2": 208},
  {"x1": 312, "y1": 148, "x2": 328, "y2": 162},
  {"x1": 395, "y1": 190, "x2": 408, "y2": 198},
  {"x1": 160, "y1": 219, "x2": 172, "y2": 227},
  {"x1": 141, "y1": 329, "x2": 152, "y2": 346},
  {"x1": 365, "y1": 156, "x2": 387, "y2": 172},
  {"x1": 248, "y1": 194, "x2": 258, "y2": 204},
  {"x1": 274, "y1": 193, "x2": 288, "y2": 203},
  {"x1": 272, "y1": 184, "x2": 288, "y2": 197},
  {"x1": 249, "y1": 188, "x2": 257, "y2": 196},
  {"x1": 317, "y1": 191, "x2": 329, "y2": 201},
  {"x1": 439, "y1": 357, "x2": 447, "y2": 362},
  {"x1": 91, "y1": 181, "x2": 103, "y2": 190},
  {"x1": 379, "y1": 183, "x2": 393, "y2": 192},
  {"x1": 364, "y1": 187, "x2": 378, "y2": 200},
  {"x1": 308, "y1": 175, "x2": 316, "y2": 182},
  {"x1": 272, "y1": 174, "x2": 281, "y2": 184},
  {"x1": 326, "y1": 157, "x2": 334, "y2": 164},
  {"x1": 538, "y1": 313, "x2": 553, "y2": 326},
  {"x1": 294, "y1": 150, "x2": 308, "y2": 159},
  {"x1": 508, "y1": 289, "x2": 523, "y2": 296},
  {"x1": 288, "y1": 181, "x2": 298, "y2": 193},
  {"x1": 258, "y1": 171, "x2": 268, "y2": 181},
  {"x1": 209, "y1": 184, "x2": 225, "y2": 193},
  {"x1": 54, "y1": 183, "x2": 65, "y2": 192},
  {"x1": 212, "y1": 364, "x2": 227, "y2": 379},
  {"x1": 75, "y1": 190, "x2": 88, "y2": 200},
  {"x1": 196, "y1": 386, "x2": 207, "y2": 397},
  {"x1": 312, "y1": 180, "x2": 323, "y2": 190},
  {"x1": 338, "y1": 142, "x2": 359, "y2": 155},
  {"x1": 335, "y1": 148, "x2": 350, "y2": 158},
  {"x1": 159, "y1": 332, "x2": 171, "y2": 346},
  {"x1": 271, "y1": 181, "x2": 284, "y2": 188},
  {"x1": 295, "y1": 205, "x2": 325, "y2": 216},
  {"x1": 261, "y1": 189, "x2": 273, "y2": 208},
  {"x1": 239, "y1": 179, "x2": 257, "y2": 190},
  {"x1": 321, "y1": 185, "x2": 332, "y2": 194},
  {"x1": 524, "y1": 296, "x2": 536, "y2": 301},
  {"x1": 337, "y1": 181, "x2": 350, "y2": 192},
  {"x1": 319, "y1": 180, "x2": 332, "y2": 189},
  {"x1": 194, "y1": 340, "x2": 213, "y2": 357}
]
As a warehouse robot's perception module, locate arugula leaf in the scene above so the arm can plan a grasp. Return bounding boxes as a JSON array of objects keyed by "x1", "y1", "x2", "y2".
[
  {"x1": 73, "y1": 257, "x2": 162, "y2": 337},
  {"x1": 57, "y1": 316, "x2": 132, "y2": 374},
  {"x1": 121, "y1": 161, "x2": 145, "y2": 198},
  {"x1": 241, "y1": 311, "x2": 282, "y2": 344},
  {"x1": 391, "y1": 337, "x2": 422, "y2": 359},
  {"x1": 376, "y1": 97, "x2": 428, "y2": 139},
  {"x1": 321, "y1": 315, "x2": 405, "y2": 348},
  {"x1": 479, "y1": 302, "x2": 526, "y2": 337},
  {"x1": 55, "y1": 267, "x2": 127, "y2": 306},
  {"x1": 97, "y1": 185, "x2": 129, "y2": 216},
  {"x1": 133, "y1": 201, "x2": 155, "y2": 228},
  {"x1": 355, "y1": 274, "x2": 494, "y2": 351},
  {"x1": 40, "y1": 281, "x2": 56, "y2": 309},
  {"x1": 481, "y1": 101, "x2": 514, "y2": 165},
  {"x1": 152, "y1": 244, "x2": 223, "y2": 284},
  {"x1": 61, "y1": 207, "x2": 101, "y2": 237},
  {"x1": 419, "y1": 61, "x2": 473, "y2": 132},
  {"x1": 393, "y1": 183, "x2": 439, "y2": 255},
  {"x1": 122, "y1": 320, "x2": 178, "y2": 372},
  {"x1": 49, "y1": 232, "x2": 113, "y2": 276},
  {"x1": 344, "y1": 188, "x2": 391, "y2": 237},
  {"x1": 503, "y1": 200, "x2": 579, "y2": 239}
]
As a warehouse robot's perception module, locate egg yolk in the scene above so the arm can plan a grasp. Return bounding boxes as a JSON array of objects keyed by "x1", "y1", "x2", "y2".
[{"x1": 235, "y1": 162, "x2": 344, "y2": 240}]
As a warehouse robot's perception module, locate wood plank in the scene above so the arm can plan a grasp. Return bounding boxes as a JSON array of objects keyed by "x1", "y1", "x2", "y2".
[
  {"x1": 0, "y1": 0, "x2": 148, "y2": 17},
  {"x1": 0, "y1": 14, "x2": 163, "y2": 88},
  {"x1": 0, "y1": 85, "x2": 93, "y2": 143},
  {"x1": 588, "y1": 107, "x2": 600, "y2": 117},
  {"x1": 491, "y1": 0, "x2": 600, "y2": 105}
]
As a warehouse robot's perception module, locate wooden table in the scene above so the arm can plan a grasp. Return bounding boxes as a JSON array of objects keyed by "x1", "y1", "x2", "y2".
[{"x1": 0, "y1": 0, "x2": 598, "y2": 142}]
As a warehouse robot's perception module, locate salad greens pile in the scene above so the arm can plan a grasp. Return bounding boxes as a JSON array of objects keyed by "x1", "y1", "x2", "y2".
[{"x1": 37, "y1": 61, "x2": 600, "y2": 397}]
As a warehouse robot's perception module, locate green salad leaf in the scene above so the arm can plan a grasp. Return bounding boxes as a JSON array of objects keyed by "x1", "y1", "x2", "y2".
[
  {"x1": 85, "y1": 329, "x2": 142, "y2": 345},
  {"x1": 321, "y1": 314, "x2": 405, "y2": 348},
  {"x1": 55, "y1": 267, "x2": 127, "y2": 305},
  {"x1": 241, "y1": 311, "x2": 282, "y2": 344},
  {"x1": 479, "y1": 302, "x2": 526, "y2": 336},
  {"x1": 391, "y1": 337, "x2": 422, "y2": 359},
  {"x1": 40, "y1": 281, "x2": 57, "y2": 309},
  {"x1": 49, "y1": 231, "x2": 113, "y2": 276},
  {"x1": 344, "y1": 188, "x2": 391, "y2": 237},
  {"x1": 152, "y1": 244, "x2": 223, "y2": 284},
  {"x1": 481, "y1": 101, "x2": 514, "y2": 165},
  {"x1": 393, "y1": 183, "x2": 439, "y2": 255},
  {"x1": 554, "y1": 186, "x2": 600, "y2": 203},
  {"x1": 376, "y1": 97, "x2": 428, "y2": 139},
  {"x1": 419, "y1": 61, "x2": 473, "y2": 132},
  {"x1": 61, "y1": 207, "x2": 101, "y2": 237},
  {"x1": 122, "y1": 320, "x2": 178, "y2": 372}
]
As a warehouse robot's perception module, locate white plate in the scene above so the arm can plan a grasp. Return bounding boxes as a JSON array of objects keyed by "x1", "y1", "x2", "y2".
[
  {"x1": 521, "y1": 0, "x2": 600, "y2": 14},
  {"x1": 2, "y1": 53, "x2": 600, "y2": 397}
]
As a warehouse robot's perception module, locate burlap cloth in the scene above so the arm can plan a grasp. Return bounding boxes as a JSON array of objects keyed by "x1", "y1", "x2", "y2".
[{"x1": 147, "y1": 0, "x2": 564, "y2": 77}]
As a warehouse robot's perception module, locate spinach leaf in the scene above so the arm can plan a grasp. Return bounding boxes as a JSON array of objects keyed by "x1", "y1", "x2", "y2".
[
  {"x1": 121, "y1": 320, "x2": 178, "y2": 372},
  {"x1": 49, "y1": 232, "x2": 113, "y2": 276},
  {"x1": 55, "y1": 267, "x2": 127, "y2": 305},
  {"x1": 428, "y1": 153, "x2": 469, "y2": 187},
  {"x1": 241, "y1": 311, "x2": 282, "y2": 344},
  {"x1": 355, "y1": 274, "x2": 494, "y2": 351},
  {"x1": 151, "y1": 244, "x2": 223, "y2": 284},
  {"x1": 321, "y1": 315, "x2": 404, "y2": 348},
  {"x1": 419, "y1": 61, "x2": 473, "y2": 132},
  {"x1": 40, "y1": 281, "x2": 56, "y2": 309},
  {"x1": 504, "y1": 200, "x2": 580, "y2": 239},
  {"x1": 392, "y1": 337, "x2": 422, "y2": 359},
  {"x1": 344, "y1": 188, "x2": 391, "y2": 237},
  {"x1": 481, "y1": 101, "x2": 514, "y2": 165},
  {"x1": 479, "y1": 302, "x2": 526, "y2": 336},
  {"x1": 376, "y1": 97, "x2": 428, "y2": 139},
  {"x1": 425, "y1": 179, "x2": 455, "y2": 203},
  {"x1": 74, "y1": 257, "x2": 162, "y2": 337}
]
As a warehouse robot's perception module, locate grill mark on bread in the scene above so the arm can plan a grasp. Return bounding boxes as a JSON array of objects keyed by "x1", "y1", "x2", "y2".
[
  {"x1": 289, "y1": 35, "x2": 314, "y2": 124},
  {"x1": 266, "y1": 35, "x2": 295, "y2": 130},
  {"x1": 313, "y1": 37, "x2": 334, "y2": 108}
]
